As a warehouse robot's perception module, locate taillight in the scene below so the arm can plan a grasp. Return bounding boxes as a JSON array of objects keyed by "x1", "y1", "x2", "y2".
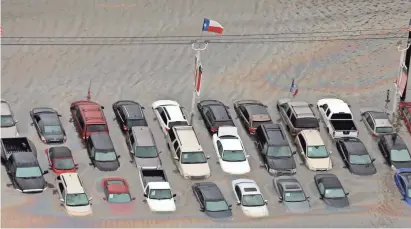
[
  {"x1": 249, "y1": 127, "x2": 256, "y2": 134},
  {"x1": 372, "y1": 133, "x2": 377, "y2": 137},
  {"x1": 63, "y1": 136, "x2": 67, "y2": 142},
  {"x1": 41, "y1": 136, "x2": 47, "y2": 143},
  {"x1": 210, "y1": 127, "x2": 217, "y2": 132},
  {"x1": 164, "y1": 127, "x2": 169, "y2": 132},
  {"x1": 357, "y1": 130, "x2": 359, "y2": 135},
  {"x1": 45, "y1": 149, "x2": 49, "y2": 154},
  {"x1": 123, "y1": 125, "x2": 129, "y2": 131}
]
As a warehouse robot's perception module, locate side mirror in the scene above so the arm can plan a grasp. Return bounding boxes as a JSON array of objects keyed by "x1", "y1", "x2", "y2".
[
  {"x1": 69, "y1": 118, "x2": 73, "y2": 123},
  {"x1": 158, "y1": 151, "x2": 162, "y2": 154},
  {"x1": 278, "y1": 199, "x2": 283, "y2": 203},
  {"x1": 236, "y1": 201, "x2": 241, "y2": 205},
  {"x1": 141, "y1": 106, "x2": 145, "y2": 109},
  {"x1": 15, "y1": 120, "x2": 19, "y2": 123},
  {"x1": 74, "y1": 163, "x2": 79, "y2": 167},
  {"x1": 345, "y1": 193, "x2": 349, "y2": 196},
  {"x1": 129, "y1": 160, "x2": 134, "y2": 164},
  {"x1": 246, "y1": 155, "x2": 250, "y2": 158},
  {"x1": 132, "y1": 197, "x2": 136, "y2": 200},
  {"x1": 143, "y1": 194, "x2": 148, "y2": 197},
  {"x1": 60, "y1": 198, "x2": 64, "y2": 202},
  {"x1": 228, "y1": 204, "x2": 232, "y2": 208},
  {"x1": 206, "y1": 156, "x2": 211, "y2": 159},
  {"x1": 172, "y1": 194, "x2": 177, "y2": 197},
  {"x1": 103, "y1": 197, "x2": 107, "y2": 200},
  {"x1": 319, "y1": 195, "x2": 324, "y2": 199},
  {"x1": 264, "y1": 200, "x2": 268, "y2": 204},
  {"x1": 371, "y1": 158, "x2": 376, "y2": 162},
  {"x1": 43, "y1": 170, "x2": 49, "y2": 175},
  {"x1": 200, "y1": 208, "x2": 205, "y2": 212},
  {"x1": 173, "y1": 156, "x2": 179, "y2": 160},
  {"x1": 117, "y1": 155, "x2": 121, "y2": 159},
  {"x1": 306, "y1": 196, "x2": 310, "y2": 200},
  {"x1": 292, "y1": 151, "x2": 297, "y2": 155},
  {"x1": 101, "y1": 106, "x2": 105, "y2": 109},
  {"x1": 309, "y1": 104, "x2": 314, "y2": 107},
  {"x1": 58, "y1": 114, "x2": 62, "y2": 117},
  {"x1": 89, "y1": 197, "x2": 93, "y2": 201},
  {"x1": 89, "y1": 162, "x2": 94, "y2": 166}
]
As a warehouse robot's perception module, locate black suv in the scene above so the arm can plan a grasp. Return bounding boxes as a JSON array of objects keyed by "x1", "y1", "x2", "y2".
[
  {"x1": 86, "y1": 132, "x2": 120, "y2": 171},
  {"x1": 255, "y1": 124, "x2": 296, "y2": 175},
  {"x1": 112, "y1": 100, "x2": 147, "y2": 132}
]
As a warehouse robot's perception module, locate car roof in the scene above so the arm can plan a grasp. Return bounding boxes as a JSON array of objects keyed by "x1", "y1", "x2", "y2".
[
  {"x1": 174, "y1": 126, "x2": 202, "y2": 152},
  {"x1": 121, "y1": 104, "x2": 144, "y2": 119},
  {"x1": 300, "y1": 129, "x2": 324, "y2": 146},
  {"x1": 199, "y1": 100, "x2": 224, "y2": 106},
  {"x1": 39, "y1": 113, "x2": 60, "y2": 125},
  {"x1": 49, "y1": 146, "x2": 72, "y2": 158},
  {"x1": 341, "y1": 138, "x2": 368, "y2": 155},
  {"x1": 261, "y1": 124, "x2": 288, "y2": 146},
  {"x1": 369, "y1": 111, "x2": 389, "y2": 120},
  {"x1": 382, "y1": 134, "x2": 407, "y2": 148},
  {"x1": 288, "y1": 101, "x2": 315, "y2": 117},
  {"x1": 12, "y1": 152, "x2": 37, "y2": 165},
  {"x1": 107, "y1": 183, "x2": 128, "y2": 194},
  {"x1": 198, "y1": 183, "x2": 224, "y2": 200},
  {"x1": 209, "y1": 105, "x2": 230, "y2": 121},
  {"x1": 131, "y1": 126, "x2": 154, "y2": 146},
  {"x1": 163, "y1": 105, "x2": 186, "y2": 121},
  {"x1": 317, "y1": 175, "x2": 342, "y2": 189},
  {"x1": 221, "y1": 138, "x2": 243, "y2": 150},
  {"x1": 277, "y1": 177, "x2": 303, "y2": 191},
  {"x1": 78, "y1": 103, "x2": 106, "y2": 123},
  {"x1": 89, "y1": 133, "x2": 114, "y2": 150},
  {"x1": 324, "y1": 99, "x2": 352, "y2": 114},
  {"x1": 244, "y1": 104, "x2": 269, "y2": 116},
  {"x1": 60, "y1": 173, "x2": 86, "y2": 194},
  {"x1": 1, "y1": 101, "x2": 12, "y2": 115},
  {"x1": 237, "y1": 182, "x2": 261, "y2": 195}
]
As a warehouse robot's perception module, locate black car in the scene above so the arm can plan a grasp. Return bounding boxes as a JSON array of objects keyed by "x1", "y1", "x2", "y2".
[
  {"x1": 255, "y1": 124, "x2": 296, "y2": 175},
  {"x1": 112, "y1": 100, "x2": 147, "y2": 132},
  {"x1": 336, "y1": 138, "x2": 377, "y2": 176},
  {"x1": 30, "y1": 108, "x2": 66, "y2": 144},
  {"x1": 314, "y1": 174, "x2": 349, "y2": 208},
  {"x1": 378, "y1": 134, "x2": 411, "y2": 169},
  {"x1": 197, "y1": 100, "x2": 235, "y2": 134},
  {"x1": 86, "y1": 132, "x2": 120, "y2": 171},
  {"x1": 234, "y1": 100, "x2": 273, "y2": 135},
  {"x1": 192, "y1": 182, "x2": 232, "y2": 219}
]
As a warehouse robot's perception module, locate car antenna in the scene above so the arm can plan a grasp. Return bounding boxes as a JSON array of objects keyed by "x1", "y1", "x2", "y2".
[{"x1": 87, "y1": 80, "x2": 92, "y2": 101}]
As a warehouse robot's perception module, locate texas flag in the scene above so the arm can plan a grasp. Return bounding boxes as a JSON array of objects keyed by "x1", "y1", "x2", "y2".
[
  {"x1": 290, "y1": 79, "x2": 299, "y2": 97},
  {"x1": 202, "y1": 18, "x2": 224, "y2": 34}
]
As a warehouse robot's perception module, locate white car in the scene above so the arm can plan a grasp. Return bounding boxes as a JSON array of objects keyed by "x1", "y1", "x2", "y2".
[
  {"x1": 212, "y1": 126, "x2": 250, "y2": 174},
  {"x1": 232, "y1": 179, "x2": 269, "y2": 218},
  {"x1": 1, "y1": 100, "x2": 19, "y2": 138},
  {"x1": 152, "y1": 100, "x2": 189, "y2": 135}
]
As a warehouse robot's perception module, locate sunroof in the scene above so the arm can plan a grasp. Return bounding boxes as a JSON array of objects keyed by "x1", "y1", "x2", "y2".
[{"x1": 244, "y1": 188, "x2": 257, "y2": 192}]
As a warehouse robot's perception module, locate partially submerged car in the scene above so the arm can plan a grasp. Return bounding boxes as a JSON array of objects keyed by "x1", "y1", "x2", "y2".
[
  {"x1": 70, "y1": 100, "x2": 108, "y2": 140},
  {"x1": 277, "y1": 99, "x2": 319, "y2": 136},
  {"x1": 46, "y1": 146, "x2": 78, "y2": 174},
  {"x1": 152, "y1": 100, "x2": 188, "y2": 135},
  {"x1": 360, "y1": 107, "x2": 393, "y2": 137},
  {"x1": 378, "y1": 134, "x2": 411, "y2": 169},
  {"x1": 234, "y1": 100, "x2": 273, "y2": 135},
  {"x1": 112, "y1": 100, "x2": 147, "y2": 132},
  {"x1": 1, "y1": 99, "x2": 19, "y2": 138},
  {"x1": 102, "y1": 177, "x2": 136, "y2": 203},
  {"x1": 192, "y1": 182, "x2": 232, "y2": 219},
  {"x1": 394, "y1": 168, "x2": 411, "y2": 206},
  {"x1": 232, "y1": 179, "x2": 268, "y2": 218},
  {"x1": 314, "y1": 174, "x2": 349, "y2": 208},
  {"x1": 86, "y1": 132, "x2": 120, "y2": 171},
  {"x1": 273, "y1": 176, "x2": 310, "y2": 213},
  {"x1": 197, "y1": 100, "x2": 235, "y2": 134},
  {"x1": 30, "y1": 107, "x2": 66, "y2": 143},
  {"x1": 295, "y1": 129, "x2": 332, "y2": 171},
  {"x1": 126, "y1": 126, "x2": 162, "y2": 169}
]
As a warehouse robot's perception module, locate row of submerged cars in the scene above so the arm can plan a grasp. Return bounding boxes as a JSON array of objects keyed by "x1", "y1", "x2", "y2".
[{"x1": 1, "y1": 97, "x2": 411, "y2": 218}]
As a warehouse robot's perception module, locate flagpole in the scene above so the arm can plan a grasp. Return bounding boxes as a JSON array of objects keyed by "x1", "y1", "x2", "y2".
[
  {"x1": 190, "y1": 41, "x2": 208, "y2": 125},
  {"x1": 400, "y1": 18, "x2": 411, "y2": 101}
]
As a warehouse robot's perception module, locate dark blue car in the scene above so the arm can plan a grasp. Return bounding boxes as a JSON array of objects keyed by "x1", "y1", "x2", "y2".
[{"x1": 394, "y1": 168, "x2": 411, "y2": 206}]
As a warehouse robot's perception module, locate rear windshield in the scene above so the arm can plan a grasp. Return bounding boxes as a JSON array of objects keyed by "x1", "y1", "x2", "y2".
[
  {"x1": 375, "y1": 127, "x2": 393, "y2": 134},
  {"x1": 127, "y1": 119, "x2": 147, "y2": 127},
  {"x1": 87, "y1": 124, "x2": 108, "y2": 132},
  {"x1": 295, "y1": 117, "x2": 319, "y2": 128},
  {"x1": 251, "y1": 120, "x2": 272, "y2": 128},
  {"x1": 330, "y1": 113, "x2": 352, "y2": 119}
]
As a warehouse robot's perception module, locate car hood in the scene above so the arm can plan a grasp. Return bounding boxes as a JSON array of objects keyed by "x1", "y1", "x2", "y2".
[
  {"x1": 15, "y1": 177, "x2": 46, "y2": 192},
  {"x1": 66, "y1": 205, "x2": 92, "y2": 216},
  {"x1": 181, "y1": 163, "x2": 210, "y2": 177},
  {"x1": 44, "y1": 134, "x2": 65, "y2": 142},
  {"x1": 241, "y1": 205, "x2": 269, "y2": 218},
  {"x1": 1, "y1": 126, "x2": 18, "y2": 138},
  {"x1": 350, "y1": 164, "x2": 377, "y2": 176},
  {"x1": 307, "y1": 157, "x2": 332, "y2": 170},
  {"x1": 135, "y1": 157, "x2": 161, "y2": 169},
  {"x1": 284, "y1": 200, "x2": 310, "y2": 213},
  {"x1": 324, "y1": 197, "x2": 349, "y2": 208},
  {"x1": 147, "y1": 198, "x2": 176, "y2": 212},
  {"x1": 205, "y1": 209, "x2": 233, "y2": 219},
  {"x1": 392, "y1": 161, "x2": 411, "y2": 169},
  {"x1": 220, "y1": 160, "x2": 250, "y2": 175},
  {"x1": 267, "y1": 156, "x2": 296, "y2": 171},
  {"x1": 95, "y1": 160, "x2": 120, "y2": 171}
]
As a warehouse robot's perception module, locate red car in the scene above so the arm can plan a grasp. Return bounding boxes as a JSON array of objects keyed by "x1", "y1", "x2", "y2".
[
  {"x1": 46, "y1": 146, "x2": 78, "y2": 174},
  {"x1": 102, "y1": 177, "x2": 135, "y2": 203},
  {"x1": 69, "y1": 100, "x2": 108, "y2": 140},
  {"x1": 399, "y1": 101, "x2": 411, "y2": 133}
]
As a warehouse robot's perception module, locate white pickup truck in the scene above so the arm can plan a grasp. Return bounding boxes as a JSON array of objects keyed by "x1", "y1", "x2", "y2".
[
  {"x1": 139, "y1": 168, "x2": 177, "y2": 212},
  {"x1": 317, "y1": 98, "x2": 359, "y2": 139}
]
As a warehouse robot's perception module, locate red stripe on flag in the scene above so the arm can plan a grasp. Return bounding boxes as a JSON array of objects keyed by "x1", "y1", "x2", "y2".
[
  {"x1": 292, "y1": 88, "x2": 299, "y2": 97},
  {"x1": 195, "y1": 65, "x2": 203, "y2": 94},
  {"x1": 207, "y1": 26, "x2": 224, "y2": 34}
]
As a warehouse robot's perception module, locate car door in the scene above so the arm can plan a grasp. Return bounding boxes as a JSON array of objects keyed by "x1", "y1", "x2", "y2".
[
  {"x1": 365, "y1": 115, "x2": 376, "y2": 134},
  {"x1": 32, "y1": 114, "x2": 42, "y2": 135},
  {"x1": 156, "y1": 107, "x2": 169, "y2": 131},
  {"x1": 115, "y1": 106, "x2": 126, "y2": 128},
  {"x1": 56, "y1": 176, "x2": 66, "y2": 202},
  {"x1": 205, "y1": 110, "x2": 215, "y2": 128},
  {"x1": 317, "y1": 181, "x2": 326, "y2": 198},
  {"x1": 296, "y1": 134, "x2": 307, "y2": 161},
  {"x1": 379, "y1": 137, "x2": 390, "y2": 161},
  {"x1": 216, "y1": 140, "x2": 224, "y2": 162},
  {"x1": 239, "y1": 106, "x2": 250, "y2": 128},
  {"x1": 234, "y1": 185, "x2": 242, "y2": 204}
]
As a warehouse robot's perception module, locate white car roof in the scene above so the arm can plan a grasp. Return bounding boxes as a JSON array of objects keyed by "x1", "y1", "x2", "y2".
[
  {"x1": 164, "y1": 105, "x2": 186, "y2": 121},
  {"x1": 233, "y1": 179, "x2": 261, "y2": 195},
  {"x1": 60, "y1": 173, "x2": 86, "y2": 194},
  {"x1": 300, "y1": 129, "x2": 324, "y2": 146},
  {"x1": 221, "y1": 138, "x2": 243, "y2": 151},
  {"x1": 318, "y1": 98, "x2": 352, "y2": 114},
  {"x1": 152, "y1": 100, "x2": 180, "y2": 108},
  {"x1": 218, "y1": 126, "x2": 239, "y2": 137},
  {"x1": 1, "y1": 101, "x2": 12, "y2": 115},
  {"x1": 149, "y1": 181, "x2": 171, "y2": 190}
]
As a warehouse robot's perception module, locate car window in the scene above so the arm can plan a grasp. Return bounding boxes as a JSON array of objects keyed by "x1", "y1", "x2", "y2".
[
  {"x1": 284, "y1": 190, "x2": 306, "y2": 202},
  {"x1": 217, "y1": 141, "x2": 224, "y2": 156},
  {"x1": 240, "y1": 106, "x2": 249, "y2": 120},
  {"x1": 325, "y1": 109, "x2": 331, "y2": 117},
  {"x1": 119, "y1": 107, "x2": 127, "y2": 121},
  {"x1": 169, "y1": 128, "x2": 176, "y2": 141},
  {"x1": 297, "y1": 134, "x2": 306, "y2": 153},
  {"x1": 157, "y1": 108, "x2": 168, "y2": 124},
  {"x1": 307, "y1": 145, "x2": 328, "y2": 158},
  {"x1": 130, "y1": 134, "x2": 135, "y2": 145},
  {"x1": 90, "y1": 147, "x2": 96, "y2": 157},
  {"x1": 145, "y1": 185, "x2": 150, "y2": 194},
  {"x1": 176, "y1": 148, "x2": 181, "y2": 158},
  {"x1": 390, "y1": 149, "x2": 411, "y2": 162},
  {"x1": 262, "y1": 142, "x2": 268, "y2": 154},
  {"x1": 318, "y1": 182, "x2": 325, "y2": 194},
  {"x1": 206, "y1": 110, "x2": 214, "y2": 123},
  {"x1": 197, "y1": 190, "x2": 204, "y2": 204},
  {"x1": 286, "y1": 107, "x2": 292, "y2": 117},
  {"x1": 1, "y1": 114, "x2": 15, "y2": 128},
  {"x1": 103, "y1": 184, "x2": 109, "y2": 198},
  {"x1": 234, "y1": 186, "x2": 242, "y2": 200},
  {"x1": 321, "y1": 104, "x2": 328, "y2": 111},
  {"x1": 74, "y1": 107, "x2": 85, "y2": 129},
  {"x1": 58, "y1": 182, "x2": 66, "y2": 199},
  {"x1": 173, "y1": 141, "x2": 179, "y2": 151},
  {"x1": 399, "y1": 177, "x2": 406, "y2": 190},
  {"x1": 366, "y1": 116, "x2": 375, "y2": 129},
  {"x1": 290, "y1": 113, "x2": 297, "y2": 126}
]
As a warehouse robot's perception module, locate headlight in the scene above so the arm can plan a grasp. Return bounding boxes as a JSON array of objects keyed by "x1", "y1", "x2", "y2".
[
  {"x1": 16, "y1": 189, "x2": 22, "y2": 192},
  {"x1": 290, "y1": 169, "x2": 297, "y2": 173},
  {"x1": 268, "y1": 169, "x2": 277, "y2": 174}
]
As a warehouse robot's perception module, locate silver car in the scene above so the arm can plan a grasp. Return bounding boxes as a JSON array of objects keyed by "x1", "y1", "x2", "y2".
[
  {"x1": 1, "y1": 100, "x2": 19, "y2": 138},
  {"x1": 360, "y1": 108, "x2": 394, "y2": 137},
  {"x1": 126, "y1": 126, "x2": 162, "y2": 169},
  {"x1": 273, "y1": 176, "x2": 310, "y2": 213}
]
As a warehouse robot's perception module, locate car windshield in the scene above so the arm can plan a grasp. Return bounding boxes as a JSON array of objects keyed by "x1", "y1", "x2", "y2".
[
  {"x1": 325, "y1": 188, "x2": 346, "y2": 198},
  {"x1": 149, "y1": 189, "x2": 172, "y2": 200},
  {"x1": 15, "y1": 167, "x2": 43, "y2": 178},
  {"x1": 267, "y1": 146, "x2": 292, "y2": 157},
  {"x1": 44, "y1": 125, "x2": 62, "y2": 135},
  {"x1": 134, "y1": 146, "x2": 158, "y2": 158},
  {"x1": 1, "y1": 115, "x2": 15, "y2": 127},
  {"x1": 181, "y1": 152, "x2": 207, "y2": 164},
  {"x1": 205, "y1": 200, "x2": 229, "y2": 212},
  {"x1": 108, "y1": 193, "x2": 132, "y2": 203},
  {"x1": 222, "y1": 150, "x2": 246, "y2": 162},
  {"x1": 95, "y1": 151, "x2": 117, "y2": 161},
  {"x1": 284, "y1": 191, "x2": 306, "y2": 202},
  {"x1": 307, "y1": 145, "x2": 329, "y2": 158},
  {"x1": 390, "y1": 149, "x2": 411, "y2": 162},
  {"x1": 349, "y1": 155, "x2": 372, "y2": 165},
  {"x1": 66, "y1": 193, "x2": 89, "y2": 207},
  {"x1": 408, "y1": 188, "x2": 411, "y2": 198},
  {"x1": 376, "y1": 126, "x2": 393, "y2": 133},
  {"x1": 127, "y1": 119, "x2": 147, "y2": 127},
  {"x1": 242, "y1": 194, "x2": 265, "y2": 207},
  {"x1": 54, "y1": 158, "x2": 75, "y2": 170},
  {"x1": 86, "y1": 124, "x2": 108, "y2": 132}
]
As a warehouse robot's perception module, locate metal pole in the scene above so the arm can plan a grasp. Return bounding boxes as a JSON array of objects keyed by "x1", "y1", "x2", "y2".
[
  {"x1": 400, "y1": 19, "x2": 411, "y2": 101},
  {"x1": 190, "y1": 42, "x2": 208, "y2": 125},
  {"x1": 392, "y1": 44, "x2": 409, "y2": 120}
]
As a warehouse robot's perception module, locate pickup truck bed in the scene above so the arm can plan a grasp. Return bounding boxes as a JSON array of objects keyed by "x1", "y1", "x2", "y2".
[
  {"x1": 141, "y1": 169, "x2": 167, "y2": 187},
  {"x1": 330, "y1": 120, "x2": 357, "y2": 131},
  {"x1": 1, "y1": 137, "x2": 36, "y2": 160}
]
